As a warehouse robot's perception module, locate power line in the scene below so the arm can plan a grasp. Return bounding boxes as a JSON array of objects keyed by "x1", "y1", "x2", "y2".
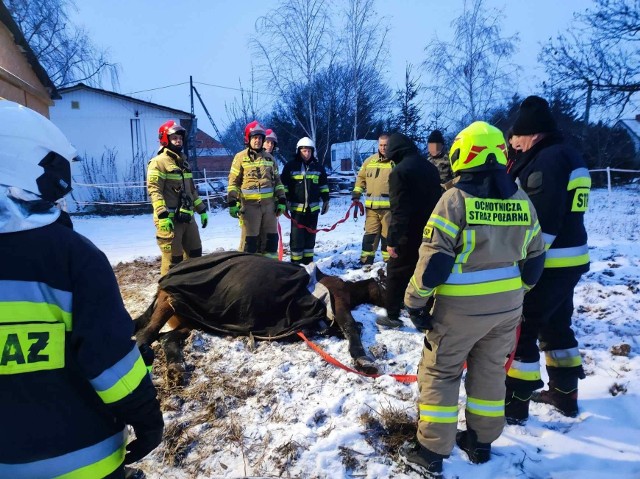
[{"x1": 123, "y1": 82, "x2": 190, "y2": 95}]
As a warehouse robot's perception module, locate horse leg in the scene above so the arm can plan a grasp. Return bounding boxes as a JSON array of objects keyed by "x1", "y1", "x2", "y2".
[
  {"x1": 135, "y1": 290, "x2": 175, "y2": 348},
  {"x1": 319, "y1": 276, "x2": 378, "y2": 375},
  {"x1": 160, "y1": 327, "x2": 191, "y2": 387}
]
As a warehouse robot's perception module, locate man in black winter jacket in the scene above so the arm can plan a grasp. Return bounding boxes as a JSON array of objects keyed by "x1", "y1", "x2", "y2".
[
  {"x1": 505, "y1": 95, "x2": 591, "y2": 423},
  {"x1": 376, "y1": 133, "x2": 442, "y2": 328}
]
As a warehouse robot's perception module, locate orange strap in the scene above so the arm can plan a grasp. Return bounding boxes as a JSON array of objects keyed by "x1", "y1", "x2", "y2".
[
  {"x1": 296, "y1": 332, "x2": 417, "y2": 383},
  {"x1": 297, "y1": 323, "x2": 520, "y2": 384}
]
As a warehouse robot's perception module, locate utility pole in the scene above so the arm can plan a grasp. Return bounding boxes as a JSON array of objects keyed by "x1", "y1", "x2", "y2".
[
  {"x1": 191, "y1": 83, "x2": 234, "y2": 157},
  {"x1": 188, "y1": 76, "x2": 199, "y2": 171}
]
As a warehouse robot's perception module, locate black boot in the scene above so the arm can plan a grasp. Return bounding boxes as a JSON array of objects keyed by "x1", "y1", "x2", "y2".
[
  {"x1": 456, "y1": 429, "x2": 491, "y2": 464},
  {"x1": 399, "y1": 441, "x2": 444, "y2": 478},
  {"x1": 531, "y1": 387, "x2": 578, "y2": 417},
  {"x1": 505, "y1": 390, "x2": 531, "y2": 425}
]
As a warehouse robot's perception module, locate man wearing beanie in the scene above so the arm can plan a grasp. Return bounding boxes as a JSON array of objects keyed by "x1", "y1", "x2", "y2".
[
  {"x1": 427, "y1": 130, "x2": 454, "y2": 186},
  {"x1": 505, "y1": 95, "x2": 591, "y2": 424}
]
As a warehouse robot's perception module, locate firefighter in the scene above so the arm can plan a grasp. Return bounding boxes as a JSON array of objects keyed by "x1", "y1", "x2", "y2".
[
  {"x1": 351, "y1": 134, "x2": 393, "y2": 265},
  {"x1": 427, "y1": 129, "x2": 454, "y2": 186},
  {"x1": 237, "y1": 128, "x2": 279, "y2": 253},
  {"x1": 281, "y1": 137, "x2": 330, "y2": 264},
  {"x1": 375, "y1": 132, "x2": 441, "y2": 328},
  {"x1": 228, "y1": 121, "x2": 286, "y2": 258},
  {"x1": 505, "y1": 95, "x2": 591, "y2": 423},
  {"x1": 400, "y1": 121, "x2": 546, "y2": 477},
  {"x1": 0, "y1": 100, "x2": 163, "y2": 478},
  {"x1": 147, "y1": 120, "x2": 208, "y2": 276}
]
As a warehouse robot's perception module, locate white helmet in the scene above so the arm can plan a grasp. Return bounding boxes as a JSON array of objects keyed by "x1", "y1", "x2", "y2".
[
  {"x1": 296, "y1": 137, "x2": 315, "y2": 150},
  {"x1": 0, "y1": 100, "x2": 77, "y2": 201}
]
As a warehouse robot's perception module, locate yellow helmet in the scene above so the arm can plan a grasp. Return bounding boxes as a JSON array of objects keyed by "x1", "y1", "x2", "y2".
[{"x1": 449, "y1": 121, "x2": 508, "y2": 173}]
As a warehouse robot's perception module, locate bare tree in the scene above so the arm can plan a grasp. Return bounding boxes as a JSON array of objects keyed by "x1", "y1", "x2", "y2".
[
  {"x1": 340, "y1": 0, "x2": 390, "y2": 162},
  {"x1": 252, "y1": 0, "x2": 334, "y2": 142},
  {"x1": 541, "y1": 0, "x2": 640, "y2": 121},
  {"x1": 222, "y1": 69, "x2": 265, "y2": 154},
  {"x1": 6, "y1": 0, "x2": 119, "y2": 88},
  {"x1": 422, "y1": 0, "x2": 519, "y2": 130}
]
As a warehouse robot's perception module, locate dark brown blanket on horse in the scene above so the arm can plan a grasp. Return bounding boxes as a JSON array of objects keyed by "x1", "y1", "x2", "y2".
[{"x1": 157, "y1": 251, "x2": 328, "y2": 339}]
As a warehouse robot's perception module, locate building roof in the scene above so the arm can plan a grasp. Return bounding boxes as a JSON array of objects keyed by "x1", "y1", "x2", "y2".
[
  {"x1": 0, "y1": 2, "x2": 59, "y2": 99},
  {"x1": 617, "y1": 116, "x2": 640, "y2": 141},
  {"x1": 58, "y1": 83, "x2": 192, "y2": 117},
  {"x1": 195, "y1": 129, "x2": 223, "y2": 148}
]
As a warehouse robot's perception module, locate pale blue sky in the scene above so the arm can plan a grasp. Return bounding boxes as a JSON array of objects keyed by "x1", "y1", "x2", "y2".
[{"x1": 72, "y1": 0, "x2": 593, "y2": 137}]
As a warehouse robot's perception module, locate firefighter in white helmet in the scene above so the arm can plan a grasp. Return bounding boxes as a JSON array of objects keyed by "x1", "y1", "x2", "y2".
[
  {"x1": 0, "y1": 100, "x2": 163, "y2": 478},
  {"x1": 400, "y1": 121, "x2": 545, "y2": 477},
  {"x1": 280, "y1": 136, "x2": 330, "y2": 264}
]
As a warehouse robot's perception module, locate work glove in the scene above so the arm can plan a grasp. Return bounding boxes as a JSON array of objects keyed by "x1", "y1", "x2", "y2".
[
  {"x1": 157, "y1": 211, "x2": 173, "y2": 232},
  {"x1": 228, "y1": 201, "x2": 240, "y2": 218},
  {"x1": 321, "y1": 201, "x2": 330, "y2": 215},
  {"x1": 200, "y1": 212, "x2": 208, "y2": 228},
  {"x1": 124, "y1": 423, "x2": 164, "y2": 464},
  {"x1": 407, "y1": 307, "x2": 434, "y2": 331},
  {"x1": 276, "y1": 197, "x2": 287, "y2": 217},
  {"x1": 138, "y1": 344, "x2": 155, "y2": 375}
]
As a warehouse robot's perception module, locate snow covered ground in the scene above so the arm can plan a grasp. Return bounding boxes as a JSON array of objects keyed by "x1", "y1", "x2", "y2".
[{"x1": 74, "y1": 187, "x2": 640, "y2": 479}]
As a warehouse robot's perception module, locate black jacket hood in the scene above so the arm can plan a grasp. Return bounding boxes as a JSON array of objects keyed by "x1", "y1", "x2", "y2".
[{"x1": 386, "y1": 133, "x2": 418, "y2": 163}]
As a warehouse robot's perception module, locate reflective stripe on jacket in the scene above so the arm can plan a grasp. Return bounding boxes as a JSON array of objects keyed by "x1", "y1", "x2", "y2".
[
  {"x1": 281, "y1": 157, "x2": 329, "y2": 213},
  {"x1": 352, "y1": 153, "x2": 394, "y2": 209},
  {"x1": 227, "y1": 148, "x2": 285, "y2": 203},
  {"x1": 147, "y1": 148, "x2": 206, "y2": 217},
  {"x1": 405, "y1": 186, "x2": 546, "y2": 312}
]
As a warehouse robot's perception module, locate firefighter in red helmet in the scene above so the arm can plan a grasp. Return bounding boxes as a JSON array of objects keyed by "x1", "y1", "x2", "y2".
[
  {"x1": 227, "y1": 121, "x2": 286, "y2": 257},
  {"x1": 147, "y1": 120, "x2": 208, "y2": 275}
]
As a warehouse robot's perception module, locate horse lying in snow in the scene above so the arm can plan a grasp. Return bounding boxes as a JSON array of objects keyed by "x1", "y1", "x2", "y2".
[{"x1": 134, "y1": 251, "x2": 385, "y2": 385}]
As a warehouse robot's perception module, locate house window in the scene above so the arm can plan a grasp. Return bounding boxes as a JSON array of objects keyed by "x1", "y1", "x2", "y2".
[{"x1": 71, "y1": 101, "x2": 80, "y2": 109}]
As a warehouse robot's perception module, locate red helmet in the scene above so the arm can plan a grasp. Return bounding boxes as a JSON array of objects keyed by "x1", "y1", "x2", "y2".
[
  {"x1": 158, "y1": 120, "x2": 186, "y2": 146},
  {"x1": 244, "y1": 120, "x2": 266, "y2": 144},
  {"x1": 265, "y1": 128, "x2": 278, "y2": 145}
]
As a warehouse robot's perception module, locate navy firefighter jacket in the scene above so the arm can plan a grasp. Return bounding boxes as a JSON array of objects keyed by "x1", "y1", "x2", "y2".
[
  {"x1": 509, "y1": 132, "x2": 590, "y2": 273},
  {"x1": 281, "y1": 156, "x2": 330, "y2": 214},
  {"x1": 0, "y1": 217, "x2": 157, "y2": 478}
]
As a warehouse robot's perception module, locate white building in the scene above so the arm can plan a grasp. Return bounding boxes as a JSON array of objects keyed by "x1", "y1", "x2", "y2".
[
  {"x1": 330, "y1": 139, "x2": 378, "y2": 173},
  {"x1": 50, "y1": 83, "x2": 194, "y2": 212}
]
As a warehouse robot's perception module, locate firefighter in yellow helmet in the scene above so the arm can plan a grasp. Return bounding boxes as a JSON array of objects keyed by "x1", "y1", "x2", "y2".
[
  {"x1": 147, "y1": 120, "x2": 208, "y2": 275},
  {"x1": 400, "y1": 121, "x2": 546, "y2": 477}
]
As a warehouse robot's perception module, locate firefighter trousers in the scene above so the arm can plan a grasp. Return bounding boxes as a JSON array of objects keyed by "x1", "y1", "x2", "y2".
[
  {"x1": 241, "y1": 199, "x2": 278, "y2": 257},
  {"x1": 417, "y1": 297, "x2": 520, "y2": 456},
  {"x1": 156, "y1": 218, "x2": 202, "y2": 276},
  {"x1": 290, "y1": 210, "x2": 319, "y2": 264},
  {"x1": 360, "y1": 208, "x2": 390, "y2": 264},
  {"x1": 506, "y1": 268, "x2": 585, "y2": 395}
]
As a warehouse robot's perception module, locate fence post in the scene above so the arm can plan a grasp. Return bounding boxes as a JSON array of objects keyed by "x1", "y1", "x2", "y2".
[
  {"x1": 606, "y1": 167, "x2": 611, "y2": 194},
  {"x1": 203, "y1": 168, "x2": 212, "y2": 211}
]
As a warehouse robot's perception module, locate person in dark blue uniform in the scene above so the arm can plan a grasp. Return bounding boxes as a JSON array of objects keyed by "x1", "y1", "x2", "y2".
[
  {"x1": 505, "y1": 95, "x2": 591, "y2": 423},
  {"x1": 0, "y1": 100, "x2": 163, "y2": 479},
  {"x1": 280, "y1": 137, "x2": 330, "y2": 264}
]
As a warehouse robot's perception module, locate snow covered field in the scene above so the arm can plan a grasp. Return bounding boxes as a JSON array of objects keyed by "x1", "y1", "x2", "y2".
[{"x1": 74, "y1": 186, "x2": 640, "y2": 479}]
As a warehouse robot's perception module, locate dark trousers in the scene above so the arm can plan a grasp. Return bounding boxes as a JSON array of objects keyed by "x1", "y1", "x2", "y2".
[
  {"x1": 385, "y1": 236, "x2": 422, "y2": 317},
  {"x1": 507, "y1": 268, "x2": 584, "y2": 393},
  {"x1": 290, "y1": 211, "x2": 319, "y2": 264}
]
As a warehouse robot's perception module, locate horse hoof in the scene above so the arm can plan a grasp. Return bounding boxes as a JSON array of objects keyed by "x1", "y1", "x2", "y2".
[{"x1": 355, "y1": 356, "x2": 378, "y2": 375}]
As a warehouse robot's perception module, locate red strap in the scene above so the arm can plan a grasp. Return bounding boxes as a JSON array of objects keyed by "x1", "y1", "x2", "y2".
[
  {"x1": 297, "y1": 322, "x2": 520, "y2": 383},
  {"x1": 283, "y1": 201, "x2": 364, "y2": 234},
  {"x1": 296, "y1": 332, "x2": 417, "y2": 383},
  {"x1": 277, "y1": 219, "x2": 284, "y2": 261}
]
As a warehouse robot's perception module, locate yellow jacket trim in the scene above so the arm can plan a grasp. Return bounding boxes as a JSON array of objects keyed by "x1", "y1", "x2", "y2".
[{"x1": 90, "y1": 347, "x2": 148, "y2": 404}]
